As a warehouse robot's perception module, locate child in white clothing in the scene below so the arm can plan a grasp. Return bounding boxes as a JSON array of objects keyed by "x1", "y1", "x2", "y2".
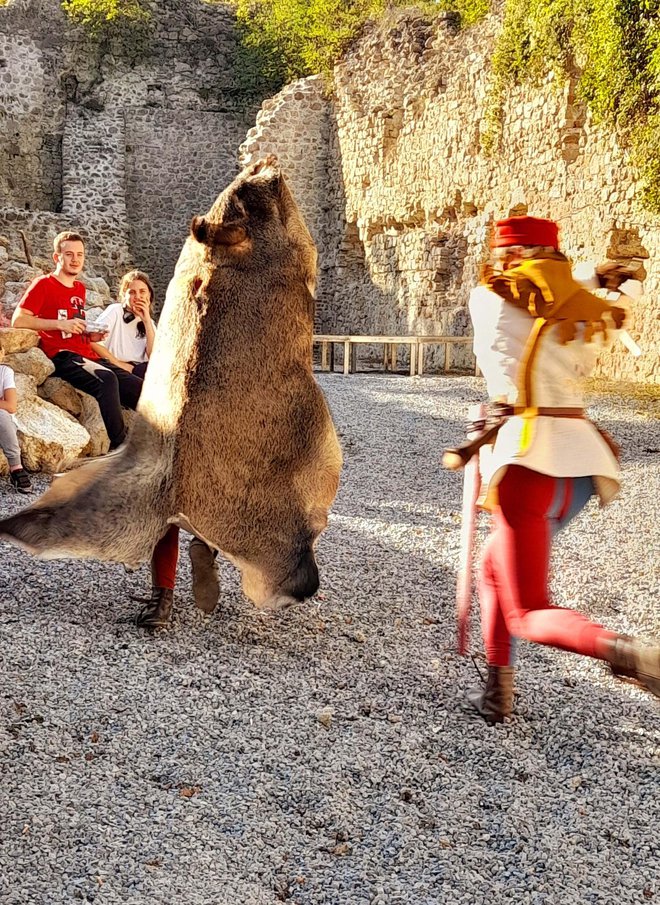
[{"x1": 0, "y1": 350, "x2": 32, "y2": 493}]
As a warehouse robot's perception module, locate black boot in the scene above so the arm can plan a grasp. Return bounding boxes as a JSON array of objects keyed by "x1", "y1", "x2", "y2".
[
  {"x1": 188, "y1": 538, "x2": 220, "y2": 614},
  {"x1": 135, "y1": 587, "x2": 174, "y2": 628},
  {"x1": 606, "y1": 636, "x2": 660, "y2": 697},
  {"x1": 466, "y1": 665, "x2": 515, "y2": 724}
]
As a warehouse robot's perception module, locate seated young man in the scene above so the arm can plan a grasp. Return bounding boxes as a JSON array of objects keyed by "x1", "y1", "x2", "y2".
[{"x1": 12, "y1": 231, "x2": 142, "y2": 449}]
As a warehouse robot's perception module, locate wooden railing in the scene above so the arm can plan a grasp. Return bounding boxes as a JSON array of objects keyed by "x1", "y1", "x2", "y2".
[{"x1": 313, "y1": 334, "x2": 480, "y2": 377}]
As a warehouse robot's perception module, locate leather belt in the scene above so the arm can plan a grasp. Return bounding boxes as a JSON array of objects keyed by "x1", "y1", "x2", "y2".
[
  {"x1": 469, "y1": 404, "x2": 585, "y2": 433},
  {"x1": 444, "y1": 405, "x2": 586, "y2": 471},
  {"x1": 512, "y1": 405, "x2": 585, "y2": 419}
]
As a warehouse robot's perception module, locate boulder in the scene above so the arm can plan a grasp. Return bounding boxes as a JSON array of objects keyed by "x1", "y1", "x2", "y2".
[
  {"x1": 0, "y1": 327, "x2": 40, "y2": 354},
  {"x1": 14, "y1": 396, "x2": 90, "y2": 473},
  {"x1": 5, "y1": 347, "x2": 55, "y2": 385},
  {"x1": 0, "y1": 262, "x2": 41, "y2": 283},
  {"x1": 83, "y1": 276, "x2": 112, "y2": 300},
  {"x1": 76, "y1": 391, "x2": 110, "y2": 457},
  {"x1": 2, "y1": 280, "x2": 30, "y2": 313},
  {"x1": 85, "y1": 290, "x2": 106, "y2": 310},
  {"x1": 84, "y1": 306, "x2": 105, "y2": 325},
  {"x1": 39, "y1": 376, "x2": 82, "y2": 417},
  {"x1": 14, "y1": 372, "x2": 38, "y2": 403},
  {"x1": 0, "y1": 246, "x2": 7, "y2": 266}
]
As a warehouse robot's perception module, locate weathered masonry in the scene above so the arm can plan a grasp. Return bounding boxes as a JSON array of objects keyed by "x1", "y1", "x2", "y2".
[{"x1": 2, "y1": 2, "x2": 659, "y2": 383}]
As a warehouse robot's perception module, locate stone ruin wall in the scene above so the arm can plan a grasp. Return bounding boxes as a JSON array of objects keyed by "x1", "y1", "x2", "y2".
[
  {"x1": 2, "y1": 3, "x2": 659, "y2": 384},
  {"x1": 244, "y1": 13, "x2": 660, "y2": 384},
  {"x1": 239, "y1": 77, "x2": 335, "y2": 318},
  {"x1": 0, "y1": 0, "x2": 256, "y2": 305}
]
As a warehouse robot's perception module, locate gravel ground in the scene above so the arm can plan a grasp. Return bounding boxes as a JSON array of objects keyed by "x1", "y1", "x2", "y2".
[{"x1": 0, "y1": 374, "x2": 658, "y2": 905}]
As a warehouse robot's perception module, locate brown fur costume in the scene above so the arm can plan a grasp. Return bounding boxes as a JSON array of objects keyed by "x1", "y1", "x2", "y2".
[{"x1": 0, "y1": 157, "x2": 342, "y2": 610}]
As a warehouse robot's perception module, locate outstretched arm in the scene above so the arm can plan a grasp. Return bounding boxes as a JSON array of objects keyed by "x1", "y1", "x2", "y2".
[{"x1": 89, "y1": 342, "x2": 134, "y2": 373}]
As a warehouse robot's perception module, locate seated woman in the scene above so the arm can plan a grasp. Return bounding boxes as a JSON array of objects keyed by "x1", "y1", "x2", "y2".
[{"x1": 90, "y1": 269, "x2": 156, "y2": 378}]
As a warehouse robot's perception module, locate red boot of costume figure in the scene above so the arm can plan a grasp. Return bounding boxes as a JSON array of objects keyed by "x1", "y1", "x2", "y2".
[
  {"x1": 605, "y1": 637, "x2": 660, "y2": 697},
  {"x1": 135, "y1": 525, "x2": 179, "y2": 628},
  {"x1": 466, "y1": 666, "x2": 515, "y2": 724}
]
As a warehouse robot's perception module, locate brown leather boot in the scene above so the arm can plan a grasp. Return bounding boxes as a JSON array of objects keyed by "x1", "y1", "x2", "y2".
[
  {"x1": 605, "y1": 636, "x2": 660, "y2": 697},
  {"x1": 466, "y1": 665, "x2": 515, "y2": 724},
  {"x1": 134, "y1": 587, "x2": 174, "y2": 628},
  {"x1": 188, "y1": 538, "x2": 220, "y2": 614}
]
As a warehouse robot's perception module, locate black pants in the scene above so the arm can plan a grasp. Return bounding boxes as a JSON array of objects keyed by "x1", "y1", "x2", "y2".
[
  {"x1": 52, "y1": 352, "x2": 143, "y2": 449},
  {"x1": 132, "y1": 360, "x2": 148, "y2": 380}
]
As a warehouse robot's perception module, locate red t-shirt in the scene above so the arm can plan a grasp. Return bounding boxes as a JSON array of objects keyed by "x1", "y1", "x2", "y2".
[{"x1": 18, "y1": 274, "x2": 99, "y2": 361}]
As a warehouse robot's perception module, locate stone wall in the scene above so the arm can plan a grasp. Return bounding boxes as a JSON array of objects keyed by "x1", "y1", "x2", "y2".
[
  {"x1": 242, "y1": 12, "x2": 660, "y2": 383},
  {"x1": 0, "y1": 25, "x2": 65, "y2": 212},
  {"x1": 127, "y1": 107, "x2": 250, "y2": 307},
  {"x1": 3, "y1": 2, "x2": 660, "y2": 384},
  {"x1": 0, "y1": 0, "x2": 256, "y2": 303},
  {"x1": 330, "y1": 12, "x2": 660, "y2": 381},
  {"x1": 239, "y1": 77, "x2": 334, "y2": 318}
]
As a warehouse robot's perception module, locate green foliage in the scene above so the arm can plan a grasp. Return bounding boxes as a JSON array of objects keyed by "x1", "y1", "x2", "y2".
[
  {"x1": 224, "y1": 0, "x2": 490, "y2": 97},
  {"x1": 484, "y1": 0, "x2": 660, "y2": 211},
  {"x1": 60, "y1": 0, "x2": 150, "y2": 34},
  {"x1": 53, "y1": 0, "x2": 660, "y2": 210}
]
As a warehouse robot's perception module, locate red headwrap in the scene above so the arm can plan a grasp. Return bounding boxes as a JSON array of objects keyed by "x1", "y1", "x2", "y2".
[{"x1": 491, "y1": 216, "x2": 559, "y2": 249}]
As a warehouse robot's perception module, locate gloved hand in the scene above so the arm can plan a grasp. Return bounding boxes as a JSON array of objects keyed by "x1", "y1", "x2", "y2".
[{"x1": 595, "y1": 261, "x2": 642, "y2": 291}]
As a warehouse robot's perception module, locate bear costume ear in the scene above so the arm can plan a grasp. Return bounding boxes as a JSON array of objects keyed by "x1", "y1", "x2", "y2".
[{"x1": 191, "y1": 216, "x2": 210, "y2": 245}]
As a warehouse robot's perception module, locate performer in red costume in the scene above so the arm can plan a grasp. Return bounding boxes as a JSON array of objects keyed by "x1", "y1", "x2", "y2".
[{"x1": 455, "y1": 215, "x2": 659, "y2": 723}]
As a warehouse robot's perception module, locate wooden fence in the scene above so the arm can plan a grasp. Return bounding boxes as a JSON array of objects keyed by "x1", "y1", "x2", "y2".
[{"x1": 313, "y1": 335, "x2": 480, "y2": 377}]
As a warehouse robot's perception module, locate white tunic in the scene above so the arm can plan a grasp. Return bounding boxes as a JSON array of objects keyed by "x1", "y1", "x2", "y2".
[
  {"x1": 469, "y1": 285, "x2": 620, "y2": 507},
  {"x1": 95, "y1": 303, "x2": 149, "y2": 363}
]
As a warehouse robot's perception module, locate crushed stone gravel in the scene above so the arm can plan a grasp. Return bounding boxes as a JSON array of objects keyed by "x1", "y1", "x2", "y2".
[{"x1": 0, "y1": 374, "x2": 658, "y2": 905}]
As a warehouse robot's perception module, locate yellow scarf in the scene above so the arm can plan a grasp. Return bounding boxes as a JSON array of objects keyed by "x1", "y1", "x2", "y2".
[
  {"x1": 482, "y1": 253, "x2": 626, "y2": 451},
  {"x1": 484, "y1": 253, "x2": 626, "y2": 346}
]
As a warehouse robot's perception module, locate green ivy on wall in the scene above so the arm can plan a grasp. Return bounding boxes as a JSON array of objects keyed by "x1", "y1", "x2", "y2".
[
  {"x1": 60, "y1": 0, "x2": 149, "y2": 33},
  {"x1": 224, "y1": 0, "x2": 488, "y2": 96},
  {"x1": 45, "y1": 0, "x2": 660, "y2": 210},
  {"x1": 484, "y1": 0, "x2": 660, "y2": 211}
]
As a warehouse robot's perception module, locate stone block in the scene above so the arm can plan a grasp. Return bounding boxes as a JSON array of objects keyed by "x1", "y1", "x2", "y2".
[
  {"x1": 5, "y1": 347, "x2": 55, "y2": 386},
  {"x1": 84, "y1": 307, "x2": 105, "y2": 325},
  {"x1": 2, "y1": 281, "x2": 30, "y2": 312},
  {"x1": 0, "y1": 262, "x2": 41, "y2": 283},
  {"x1": 0, "y1": 327, "x2": 40, "y2": 354},
  {"x1": 14, "y1": 372, "x2": 38, "y2": 402},
  {"x1": 38, "y1": 376, "x2": 83, "y2": 417},
  {"x1": 85, "y1": 291, "x2": 106, "y2": 310},
  {"x1": 14, "y1": 397, "x2": 91, "y2": 473}
]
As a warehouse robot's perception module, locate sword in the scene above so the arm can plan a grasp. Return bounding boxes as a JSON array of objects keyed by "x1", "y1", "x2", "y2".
[{"x1": 453, "y1": 403, "x2": 483, "y2": 655}]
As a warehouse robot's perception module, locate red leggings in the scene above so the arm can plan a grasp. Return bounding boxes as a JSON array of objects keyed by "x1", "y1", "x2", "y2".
[
  {"x1": 479, "y1": 466, "x2": 616, "y2": 667},
  {"x1": 151, "y1": 525, "x2": 180, "y2": 590}
]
